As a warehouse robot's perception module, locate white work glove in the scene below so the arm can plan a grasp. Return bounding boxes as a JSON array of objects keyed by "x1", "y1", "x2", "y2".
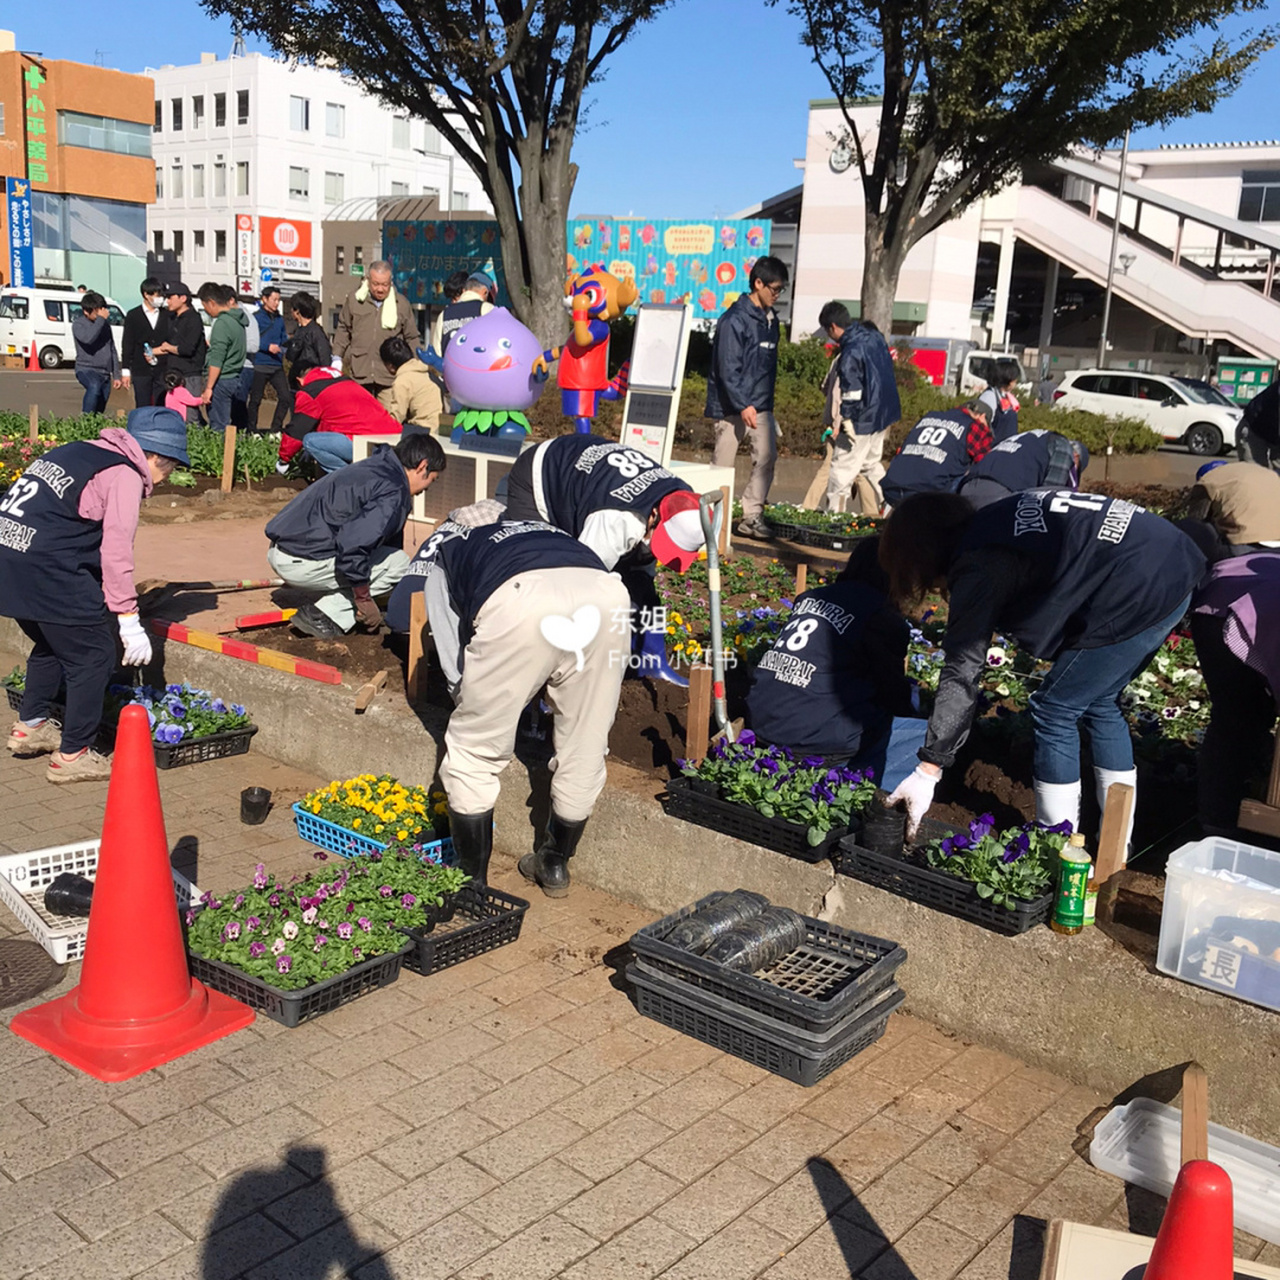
[
  {"x1": 117, "y1": 613, "x2": 152, "y2": 667},
  {"x1": 448, "y1": 499, "x2": 506, "y2": 528},
  {"x1": 275, "y1": 459, "x2": 290, "y2": 476},
  {"x1": 329, "y1": 357, "x2": 344, "y2": 374},
  {"x1": 887, "y1": 765, "x2": 940, "y2": 842}
]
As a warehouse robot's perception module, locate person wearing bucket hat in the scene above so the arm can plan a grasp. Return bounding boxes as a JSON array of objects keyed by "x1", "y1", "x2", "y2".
[
  {"x1": 502, "y1": 432, "x2": 707, "y2": 684},
  {"x1": 0, "y1": 408, "x2": 189, "y2": 783}
]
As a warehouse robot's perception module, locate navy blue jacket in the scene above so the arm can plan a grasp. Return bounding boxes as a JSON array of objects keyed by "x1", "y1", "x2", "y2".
[
  {"x1": 705, "y1": 295, "x2": 779, "y2": 419},
  {"x1": 837, "y1": 324, "x2": 901, "y2": 435},
  {"x1": 265, "y1": 445, "x2": 410, "y2": 586},
  {"x1": 254, "y1": 309, "x2": 288, "y2": 368}
]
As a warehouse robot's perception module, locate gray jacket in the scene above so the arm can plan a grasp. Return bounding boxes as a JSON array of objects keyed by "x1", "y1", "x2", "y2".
[{"x1": 72, "y1": 314, "x2": 120, "y2": 379}]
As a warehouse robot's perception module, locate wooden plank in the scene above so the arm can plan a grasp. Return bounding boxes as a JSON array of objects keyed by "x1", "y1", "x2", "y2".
[
  {"x1": 220, "y1": 422, "x2": 237, "y2": 494},
  {"x1": 355, "y1": 669, "x2": 388, "y2": 713},
  {"x1": 406, "y1": 590, "x2": 428, "y2": 704},
  {"x1": 1181, "y1": 1062, "x2": 1209, "y2": 1165},
  {"x1": 1038, "y1": 1219, "x2": 1280, "y2": 1280},
  {"x1": 718, "y1": 485, "x2": 730, "y2": 558},
  {"x1": 795, "y1": 563, "x2": 808, "y2": 596},
  {"x1": 147, "y1": 618, "x2": 343, "y2": 684},
  {"x1": 28, "y1": 404, "x2": 38, "y2": 443},
  {"x1": 1239, "y1": 798, "x2": 1280, "y2": 838},
  {"x1": 1267, "y1": 734, "x2": 1280, "y2": 809},
  {"x1": 235, "y1": 609, "x2": 296, "y2": 630},
  {"x1": 1094, "y1": 782, "x2": 1135, "y2": 925},
  {"x1": 685, "y1": 664, "x2": 712, "y2": 765}
]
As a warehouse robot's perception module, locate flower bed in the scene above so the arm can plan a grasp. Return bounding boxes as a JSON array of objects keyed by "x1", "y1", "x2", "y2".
[
  {"x1": 838, "y1": 814, "x2": 1068, "y2": 935},
  {"x1": 185, "y1": 850, "x2": 468, "y2": 1024},
  {"x1": 0, "y1": 434, "x2": 59, "y2": 492},
  {"x1": 672, "y1": 730, "x2": 876, "y2": 857},
  {"x1": 299, "y1": 774, "x2": 448, "y2": 847}
]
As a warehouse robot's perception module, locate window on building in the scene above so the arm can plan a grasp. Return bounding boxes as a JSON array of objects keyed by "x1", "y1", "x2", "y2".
[
  {"x1": 452, "y1": 190, "x2": 469, "y2": 211},
  {"x1": 155, "y1": 167, "x2": 164, "y2": 200},
  {"x1": 192, "y1": 95, "x2": 204, "y2": 127},
  {"x1": 191, "y1": 164, "x2": 205, "y2": 198},
  {"x1": 325, "y1": 102, "x2": 344, "y2": 137},
  {"x1": 153, "y1": 230, "x2": 163, "y2": 255},
  {"x1": 422, "y1": 186, "x2": 440, "y2": 203},
  {"x1": 215, "y1": 229, "x2": 227, "y2": 262},
  {"x1": 171, "y1": 163, "x2": 184, "y2": 199},
  {"x1": 57, "y1": 111, "x2": 153, "y2": 158},
  {"x1": 335, "y1": 245, "x2": 345, "y2": 272},
  {"x1": 390, "y1": 181, "x2": 409, "y2": 197},
  {"x1": 422, "y1": 124, "x2": 441, "y2": 154},
  {"x1": 237, "y1": 90, "x2": 249, "y2": 125},
  {"x1": 391, "y1": 116, "x2": 410, "y2": 150},
  {"x1": 1, "y1": 104, "x2": 6, "y2": 136},
  {"x1": 214, "y1": 92, "x2": 226, "y2": 127},
  {"x1": 354, "y1": 245, "x2": 364, "y2": 266},
  {"x1": 173, "y1": 229, "x2": 184, "y2": 260},
  {"x1": 171, "y1": 98, "x2": 183, "y2": 131},
  {"x1": 289, "y1": 96, "x2": 311, "y2": 131},
  {"x1": 153, "y1": 100, "x2": 161, "y2": 133},
  {"x1": 213, "y1": 162, "x2": 226, "y2": 197},
  {"x1": 236, "y1": 161, "x2": 249, "y2": 196},
  {"x1": 193, "y1": 229, "x2": 205, "y2": 259},
  {"x1": 324, "y1": 171, "x2": 345, "y2": 205},
  {"x1": 1238, "y1": 170, "x2": 1280, "y2": 222},
  {"x1": 289, "y1": 167, "x2": 310, "y2": 201}
]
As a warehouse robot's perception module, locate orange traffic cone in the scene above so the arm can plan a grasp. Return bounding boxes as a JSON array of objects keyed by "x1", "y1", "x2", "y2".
[
  {"x1": 1143, "y1": 1159, "x2": 1234, "y2": 1280},
  {"x1": 25, "y1": 341, "x2": 40, "y2": 371},
  {"x1": 10, "y1": 706, "x2": 255, "y2": 1080}
]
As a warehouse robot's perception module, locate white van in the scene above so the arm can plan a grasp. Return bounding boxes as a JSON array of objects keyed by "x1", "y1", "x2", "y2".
[
  {"x1": 958, "y1": 349, "x2": 1027, "y2": 396},
  {"x1": 0, "y1": 285, "x2": 125, "y2": 369}
]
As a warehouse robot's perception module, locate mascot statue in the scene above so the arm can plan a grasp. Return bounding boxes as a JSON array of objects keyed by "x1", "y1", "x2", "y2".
[
  {"x1": 441, "y1": 307, "x2": 548, "y2": 447},
  {"x1": 533, "y1": 265, "x2": 638, "y2": 433}
]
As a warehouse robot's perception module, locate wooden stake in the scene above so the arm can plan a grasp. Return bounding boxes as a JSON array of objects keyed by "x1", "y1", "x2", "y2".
[
  {"x1": 685, "y1": 663, "x2": 712, "y2": 765},
  {"x1": 795, "y1": 563, "x2": 808, "y2": 596},
  {"x1": 28, "y1": 404, "x2": 38, "y2": 443},
  {"x1": 1180, "y1": 1062, "x2": 1209, "y2": 1165},
  {"x1": 1094, "y1": 781, "x2": 1135, "y2": 924},
  {"x1": 243, "y1": 462, "x2": 252, "y2": 491},
  {"x1": 220, "y1": 423, "x2": 237, "y2": 494},
  {"x1": 718, "y1": 485, "x2": 730, "y2": 558},
  {"x1": 116, "y1": 408, "x2": 127, "y2": 421},
  {"x1": 406, "y1": 590, "x2": 428, "y2": 704},
  {"x1": 355, "y1": 669, "x2": 388, "y2": 713}
]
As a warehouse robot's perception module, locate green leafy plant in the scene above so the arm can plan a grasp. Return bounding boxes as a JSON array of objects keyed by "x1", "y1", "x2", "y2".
[
  {"x1": 3, "y1": 665, "x2": 24, "y2": 691},
  {"x1": 167, "y1": 469, "x2": 198, "y2": 487},
  {"x1": 921, "y1": 815, "x2": 1071, "y2": 909},
  {"x1": 106, "y1": 681, "x2": 250, "y2": 745},
  {"x1": 301, "y1": 773, "x2": 449, "y2": 843}
]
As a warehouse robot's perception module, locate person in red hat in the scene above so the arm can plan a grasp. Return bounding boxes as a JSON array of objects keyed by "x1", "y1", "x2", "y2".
[{"x1": 500, "y1": 433, "x2": 707, "y2": 684}]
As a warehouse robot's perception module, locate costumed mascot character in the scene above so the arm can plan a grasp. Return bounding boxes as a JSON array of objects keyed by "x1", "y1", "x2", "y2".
[
  {"x1": 441, "y1": 307, "x2": 547, "y2": 445},
  {"x1": 533, "y1": 265, "x2": 638, "y2": 433}
]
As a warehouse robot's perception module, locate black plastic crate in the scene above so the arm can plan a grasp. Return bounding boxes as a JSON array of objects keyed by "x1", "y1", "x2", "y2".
[
  {"x1": 627, "y1": 962, "x2": 902, "y2": 1087},
  {"x1": 630, "y1": 890, "x2": 906, "y2": 1032},
  {"x1": 663, "y1": 777, "x2": 855, "y2": 864},
  {"x1": 4, "y1": 684, "x2": 21, "y2": 712},
  {"x1": 153, "y1": 724, "x2": 258, "y2": 769},
  {"x1": 187, "y1": 943, "x2": 409, "y2": 1027},
  {"x1": 401, "y1": 884, "x2": 530, "y2": 977},
  {"x1": 836, "y1": 820, "x2": 1054, "y2": 937},
  {"x1": 764, "y1": 520, "x2": 804, "y2": 543}
]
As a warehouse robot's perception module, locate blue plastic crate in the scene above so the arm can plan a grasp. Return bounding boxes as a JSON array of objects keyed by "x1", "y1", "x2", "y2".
[{"x1": 292, "y1": 803, "x2": 453, "y2": 863}]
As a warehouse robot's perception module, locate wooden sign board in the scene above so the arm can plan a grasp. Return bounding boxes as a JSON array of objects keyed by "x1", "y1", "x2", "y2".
[{"x1": 1039, "y1": 1220, "x2": 1280, "y2": 1280}]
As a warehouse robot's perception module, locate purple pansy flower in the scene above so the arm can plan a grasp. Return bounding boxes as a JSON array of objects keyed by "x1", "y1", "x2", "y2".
[
  {"x1": 357, "y1": 917, "x2": 372, "y2": 933},
  {"x1": 277, "y1": 955, "x2": 292, "y2": 974},
  {"x1": 223, "y1": 921, "x2": 240, "y2": 941},
  {"x1": 313, "y1": 934, "x2": 328, "y2": 951},
  {"x1": 401, "y1": 894, "x2": 417, "y2": 908},
  {"x1": 248, "y1": 941, "x2": 267, "y2": 958},
  {"x1": 337, "y1": 922, "x2": 353, "y2": 940},
  {"x1": 253, "y1": 864, "x2": 268, "y2": 890},
  {"x1": 378, "y1": 886, "x2": 393, "y2": 898}
]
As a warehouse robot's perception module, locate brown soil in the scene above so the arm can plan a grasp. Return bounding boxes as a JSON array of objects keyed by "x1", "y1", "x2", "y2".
[
  {"x1": 1084, "y1": 479, "x2": 1189, "y2": 514},
  {"x1": 140, "y1": 474, "x2": 304, "y2": 524}
]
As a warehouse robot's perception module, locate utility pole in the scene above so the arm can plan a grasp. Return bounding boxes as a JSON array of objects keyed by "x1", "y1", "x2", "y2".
[{"x1": 1096, "y1": 129, "x2": 1131, "y2": 370}]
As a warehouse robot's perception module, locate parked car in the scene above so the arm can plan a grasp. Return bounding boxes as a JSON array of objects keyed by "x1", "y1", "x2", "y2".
[
  {"x1": 1052, "y1": 368, "x2": 1242, "y2": 455},
  {"x1": 958, "y1": 349, "x2": 1027, "y2": 396},
  {"x1": 0, "y1": 285, "x2": 125, "y2": 369}
]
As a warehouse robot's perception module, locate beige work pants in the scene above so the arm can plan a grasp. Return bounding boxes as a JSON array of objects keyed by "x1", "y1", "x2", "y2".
[
  {"x1": 439, "y1": 567, "x2": 631, "y2": 822},
  {"x1": 826, "y1": 428, "x2": 887, "y2": 514},
  {"x1": 713, "y1": 411, "x2": 778, "y2": 520}
]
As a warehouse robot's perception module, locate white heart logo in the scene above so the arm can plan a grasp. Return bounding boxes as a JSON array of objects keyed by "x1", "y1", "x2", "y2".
[{"x1": 539, "y1": 605, "x2": 601, "y2": 672}]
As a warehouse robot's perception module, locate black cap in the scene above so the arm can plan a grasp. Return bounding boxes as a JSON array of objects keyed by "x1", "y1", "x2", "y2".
[{"x1": 165, "y1": 280, "x2": 192, "y2": 298}]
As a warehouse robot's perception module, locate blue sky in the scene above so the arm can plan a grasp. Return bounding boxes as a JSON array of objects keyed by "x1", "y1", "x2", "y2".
[{"x1": 13, "y1": 0, "x2": 1280, "y2": 218}]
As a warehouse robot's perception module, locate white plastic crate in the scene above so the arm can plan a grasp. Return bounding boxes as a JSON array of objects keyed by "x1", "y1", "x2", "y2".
[
  {"x1": 0, "y1": 841, "x2": 200, "y2": 964},
  {"x1": 1157, "y1": 836, "x2": 1280, "y2": 1013}
]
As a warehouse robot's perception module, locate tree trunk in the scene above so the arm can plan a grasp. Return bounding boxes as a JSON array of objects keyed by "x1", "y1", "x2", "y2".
[{"x1": 860, "y1": 216, "x2": 908, "y2": 334}]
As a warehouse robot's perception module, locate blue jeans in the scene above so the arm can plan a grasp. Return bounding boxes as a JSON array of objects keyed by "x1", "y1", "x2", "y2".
[
  {"x1": 1029, "y1": 596, "x2": 1191, "y2": 784},
  {"x1": 76, "y1": 369, "x2": 111, "y2": 414},
  {"x1": 207, "y1": 377, "x2": 236, "y2": 432},
  {"x1": 229, "y1": 365, "x2": 255, "y2": 431},
  {"x1": 301, "y1": 432, "x2": 353, "y2": 473},
  {"x1": 851, "y1": 717, "x2": 930, "y2": 792}
]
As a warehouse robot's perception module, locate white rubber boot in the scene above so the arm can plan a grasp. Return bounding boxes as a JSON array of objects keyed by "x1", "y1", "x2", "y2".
[
  {"x1": 1095, "y1": 768, "x2": 1138, "y2": 862},
  {"x1": 1034, "y1": 779, "x2": 1081, "y2": 831}
]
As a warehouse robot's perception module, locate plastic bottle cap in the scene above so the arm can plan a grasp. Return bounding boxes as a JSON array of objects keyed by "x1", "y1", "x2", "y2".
[{"x1": 1069, "y1": 833, "x2": 1086, "y2": 847}]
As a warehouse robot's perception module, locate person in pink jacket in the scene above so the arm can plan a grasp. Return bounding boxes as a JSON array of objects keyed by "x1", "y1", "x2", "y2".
[{"x1": 1, "y1": 408, "x2": 190, "y2": 783}]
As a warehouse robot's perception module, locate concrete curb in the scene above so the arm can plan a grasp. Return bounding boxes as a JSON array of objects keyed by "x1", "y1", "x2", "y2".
[{"x1": 4, "y1": 614, "x2": 1277, "y2": 1137}]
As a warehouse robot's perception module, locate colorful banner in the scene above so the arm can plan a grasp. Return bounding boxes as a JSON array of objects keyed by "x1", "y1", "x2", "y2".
[
  {"x1": 383, "y1": 220, "x2": 507, "y2": 306},
  {"x1": 23, "y1": 62, "x2": 49, "y2": 186},
  {"x1": 567, "y1": 217, "x2": 771, "y2": 319},
  {"x1": 6, "y1": 177, "x2": 35, "y2": 288}
]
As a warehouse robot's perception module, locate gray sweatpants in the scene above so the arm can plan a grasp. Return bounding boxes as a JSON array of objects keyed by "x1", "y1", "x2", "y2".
[
  {"x1": 713, "y1": 411, "x2": 778, "y2": 520},
  {"x1": 440, "y1": 567, "x2": 630, "y2": 821},
  {"x1": 266, "y1": 543, "x2": 409, "y2": 631}
]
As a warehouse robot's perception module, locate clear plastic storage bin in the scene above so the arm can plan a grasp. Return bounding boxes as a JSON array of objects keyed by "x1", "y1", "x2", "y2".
[{"x1": 1157, "y1": 837, "x2": 1280, "y2": 1013}]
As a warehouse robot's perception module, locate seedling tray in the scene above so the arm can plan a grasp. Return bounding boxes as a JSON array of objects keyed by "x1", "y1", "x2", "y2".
[
  {"x1": 798, "y1": 526, "x2": 860, "y2": 551},
  {"x1": 628, "y1": 961, "x2": 902, "y2": 1087},
  {"x1": 187, "y1": 943, "x2": 411, "y2": 1028},
  {"x1": 152, "y1": 725, "x2": 258, "y2": 769},
  {"x1": 630, "y1": 890, "x2": 906, "y2": 1032},
  {"x1": 292, "y1": 803, "x2": 453, "y2": 864},
  {"x1": 837, "y1": 820, "x2": 1054, "y2": 937},
  {"x1": 663, "y1": 777, "x2": 854, "y2": 864},
  {"x1": 401, "y1": 884, "x2": 530, "y2": 977},
  {"x1": 0, "y1": 840, "x2": 200, "y2": 964},
  {"x1": 4, "y1": 683, "x2": 22, "y2": 712},
  {"x1": 764, "y1": 519, "x2": 805, "y2": 543}
]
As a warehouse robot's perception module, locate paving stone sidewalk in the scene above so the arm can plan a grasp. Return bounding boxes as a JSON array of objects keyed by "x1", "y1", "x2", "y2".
[{"x1": 0, "y1": 738, "x2": 1273, "y2": 1280}]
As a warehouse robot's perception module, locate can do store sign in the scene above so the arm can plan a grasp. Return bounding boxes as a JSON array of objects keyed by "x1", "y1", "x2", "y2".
[{"x1": 260, "y1": 217, "x2": 312, "y2": 272}]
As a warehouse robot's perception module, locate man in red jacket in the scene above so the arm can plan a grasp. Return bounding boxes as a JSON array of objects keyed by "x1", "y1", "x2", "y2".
[{"x1": 276, "y1": 364, "x2": 400, "y2": 474}]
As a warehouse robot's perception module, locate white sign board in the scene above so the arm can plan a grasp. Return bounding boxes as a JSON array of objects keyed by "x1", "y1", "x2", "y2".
[
  {"x1": 628, "y1": 304, "x2": 690, "y2": 391},
  {"x1": 236, "y1": 215, "x2": 255, "y2": 277}
]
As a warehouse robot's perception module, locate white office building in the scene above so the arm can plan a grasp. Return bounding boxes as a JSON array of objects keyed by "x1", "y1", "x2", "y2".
[{"x1": 146, "y1": 50, "x2": 490, "y2": 303}]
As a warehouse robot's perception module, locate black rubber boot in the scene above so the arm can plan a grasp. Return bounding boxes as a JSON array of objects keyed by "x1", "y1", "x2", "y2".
[
  {"x1": 449, "y1": 810, "x2": 493, "y2": 886},
  {"x1": 518, "y1": 814, "x2": 588, "y2": 898}
]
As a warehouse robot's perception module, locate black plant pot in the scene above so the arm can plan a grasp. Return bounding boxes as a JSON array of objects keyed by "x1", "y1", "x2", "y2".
[
  {"x1": 240, "y1": 786, "x2": 272, "y2": 825},
  {"x1": 859, "y1": 800, "x2": 906, "y2": 857}
]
